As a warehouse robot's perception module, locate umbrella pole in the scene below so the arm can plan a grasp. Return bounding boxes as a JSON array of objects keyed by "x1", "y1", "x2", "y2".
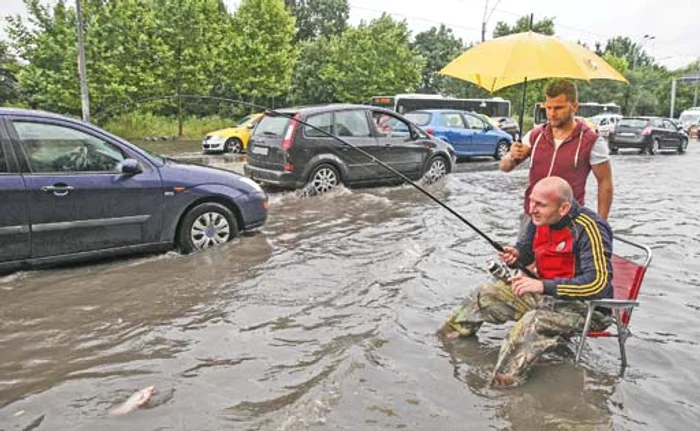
[{"x1": 518, "y1": 77, "x2": 528, "y2": 141}]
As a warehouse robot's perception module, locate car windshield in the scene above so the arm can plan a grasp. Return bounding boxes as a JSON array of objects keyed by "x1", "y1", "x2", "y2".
[
  {"x1": 619, "y1": 118, "x2": 648, "y2": 128},
  {"x1": 254, "y1": 114, "x2": 292, "y2": 137},
  {"x1": 236, "y1": 114, "x2": 257, "y2": 127},
  {"x1": 404, "y1": 112, "x2": 431, "y2": 126}
]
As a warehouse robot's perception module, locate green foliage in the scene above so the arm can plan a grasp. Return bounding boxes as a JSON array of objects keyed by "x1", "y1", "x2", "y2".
[
  {"x1": 102, "y1": 113, "x2": 233, "y2": 140},
  {"x1": 412, "y1": 25, "x2": 465, "y2": 94},
  {"x1": 0, "y1": 41, "x2": 21, "y2": 105},
  {"x1": 225, "y1": 0, "x2": 298, "y2": 104},
  {"x1": 493, "y1": 16, "x2": 555, "y2": 37},
  {"x1": 292, "y1": 37, "x2": 336, "y2": 104},
  {"x1": 326, "y1": 14, "x2": 423, "y2": 103},
  {"x1": 287, "y1": 0, "x2": 349, "y2": 41},
  {"x1": 293, "y1": 14, "x2": 423, "y2": 104}
]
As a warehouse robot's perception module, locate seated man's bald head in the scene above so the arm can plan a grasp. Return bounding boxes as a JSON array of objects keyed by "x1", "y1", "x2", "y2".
[
  {"x1": 532, "y1": 176, "x2": 573, "y2": 205},
  {"x1": 528, "y1": 177, "x2": 574, "y2": 226}
]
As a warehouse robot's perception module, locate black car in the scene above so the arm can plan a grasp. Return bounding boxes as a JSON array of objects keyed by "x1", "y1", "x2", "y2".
[
  {"x1": 243, "y1": 104, "x2": 455, "y2": 194},
  {"x1": 608, "y1": 116, "x2": 688, "y2": 155},
  {"x1": 492, "y1": 116, "x2": 520, "y2": 140}
]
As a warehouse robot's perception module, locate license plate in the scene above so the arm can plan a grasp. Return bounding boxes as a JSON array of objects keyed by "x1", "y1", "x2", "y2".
[
  {"x1": 618, "y1": 132, "x2": 635, "y2": 137},
  {"x1": 252, "y1": 146, "x2": 269, "y2": 156}
]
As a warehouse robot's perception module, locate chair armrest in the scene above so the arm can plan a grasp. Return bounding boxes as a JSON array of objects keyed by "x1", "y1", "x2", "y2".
[{"x1": 586, "y1": 299, "x2": 639, "y2": 308}]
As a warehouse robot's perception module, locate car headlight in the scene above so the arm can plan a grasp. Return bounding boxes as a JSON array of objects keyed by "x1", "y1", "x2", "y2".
[
  {"x1": 207, "y1": 136, "x2": 225, "y2": 144},
  {"x1": 239, "y1": 176, "x2": 263, "y2": 193}
]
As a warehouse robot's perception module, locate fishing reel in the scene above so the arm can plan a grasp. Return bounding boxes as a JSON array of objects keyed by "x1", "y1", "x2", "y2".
[{"x1": 486, "y1": 260, "x2": 521, "y2": 284}]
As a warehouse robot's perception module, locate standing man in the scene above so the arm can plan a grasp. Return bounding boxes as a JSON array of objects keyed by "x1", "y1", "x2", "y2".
[
  {"x1": 500, "y1": 79, "x2": 613, "y2": 237},
  {"x1": 437, "y1": 177, "x2": 614, "y2": 388}
]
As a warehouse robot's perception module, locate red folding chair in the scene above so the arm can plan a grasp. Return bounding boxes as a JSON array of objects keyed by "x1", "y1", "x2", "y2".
[{"x1": 574, "y1": 236, "x2": 653, "y2": 367}]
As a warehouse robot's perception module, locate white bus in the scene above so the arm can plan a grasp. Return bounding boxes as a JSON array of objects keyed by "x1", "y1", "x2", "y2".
[
  {"x1": 534, "y1": 102, "x2": 622, "y2": 124},
  {"x1": 370, "y1": 94, "x2": 511, "y2": 117}
]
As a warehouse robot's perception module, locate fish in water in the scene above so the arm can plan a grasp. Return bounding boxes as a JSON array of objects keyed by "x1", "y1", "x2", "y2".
[{"x1": 109, "y1": 385, "x2": 155, "y2": 416}]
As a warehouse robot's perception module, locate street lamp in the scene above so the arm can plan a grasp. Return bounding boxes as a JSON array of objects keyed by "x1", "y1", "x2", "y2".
[{"x1": 632, "y1": 34, "x2": 655, "y2": 71}]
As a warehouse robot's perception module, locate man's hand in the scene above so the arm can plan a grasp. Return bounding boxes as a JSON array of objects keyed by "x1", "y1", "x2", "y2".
[
  {"x1": 498, "y1": 246, "x2": 520, "y2": 266},
  {"x1": 510, "y1": 273, "x2": 544, "y2": 296},
  {"x1": 509, "y1": 142, "x2": 530, "y2": 161}
]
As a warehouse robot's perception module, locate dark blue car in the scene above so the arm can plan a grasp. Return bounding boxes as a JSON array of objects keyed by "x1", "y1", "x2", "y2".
[
  {"x1": 404, "y1": 109, "x2": 513, "y2": 160},
  {"x1": 0, "y1": 108, "x2": 268, "y2": 272}
]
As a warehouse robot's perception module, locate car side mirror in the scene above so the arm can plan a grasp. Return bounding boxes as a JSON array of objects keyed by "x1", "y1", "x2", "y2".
[
  {"x1": 120, "y1": 158, "x2": 142, "y2": 175},
  {"x1": 247, "y1": 123, "x2": 255, "y2": 129}
]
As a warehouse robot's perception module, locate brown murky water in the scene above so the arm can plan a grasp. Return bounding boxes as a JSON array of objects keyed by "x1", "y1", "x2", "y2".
[{"x1": 2, "y1": 144, "x2": 700, "y2": 430}]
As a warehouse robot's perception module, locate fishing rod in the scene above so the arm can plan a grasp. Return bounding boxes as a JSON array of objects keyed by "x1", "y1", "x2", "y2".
[{"x1": 95, "y1": 95, "x2": 537, "y2": 278}]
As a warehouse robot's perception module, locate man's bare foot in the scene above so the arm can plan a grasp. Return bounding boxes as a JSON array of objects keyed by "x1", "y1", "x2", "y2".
[
  {"x1": 490, "y1": 373, "x2": 519, "y2": 388},
  {"x1": 436, "y1": 321, "x2": 461, "y2": 341}
]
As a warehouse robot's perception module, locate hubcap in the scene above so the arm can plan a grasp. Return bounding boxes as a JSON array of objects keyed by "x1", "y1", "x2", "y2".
[
  {"x1": 497, "y1": 143, "x2": 509, "y2": 158},
  {"x1": 190, "y1": 211, "x2": 230, "y2": 250},
  {"x1": 311, "y1": 168, "x2": 338, "y2": 194},
  {"x1": 426, "y1": 159, "x2": 447, "y2": 183}
]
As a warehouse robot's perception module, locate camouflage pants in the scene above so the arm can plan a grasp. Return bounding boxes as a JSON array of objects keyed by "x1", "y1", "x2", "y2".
[{"x1": 439, "y1": 280, "x2": 612, "y2": 385}]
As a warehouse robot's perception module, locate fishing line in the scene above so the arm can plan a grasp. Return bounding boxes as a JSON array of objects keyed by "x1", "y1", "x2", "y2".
[{"x1": 95, "y1": 95, "x2": 537, "y2": 277}]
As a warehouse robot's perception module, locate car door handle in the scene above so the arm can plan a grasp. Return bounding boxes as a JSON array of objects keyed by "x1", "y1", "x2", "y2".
[{"x1": 41, "y1": 184, "x2": 75, "y2": 196}]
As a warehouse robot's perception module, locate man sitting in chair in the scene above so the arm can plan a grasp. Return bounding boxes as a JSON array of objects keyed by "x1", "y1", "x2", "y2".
[{"x1": 438, "y1": 176, "x2": 614, "y2": 388}]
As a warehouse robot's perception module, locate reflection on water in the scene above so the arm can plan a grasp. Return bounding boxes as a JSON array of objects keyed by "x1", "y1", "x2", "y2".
[{"x1": 2, "y1": 145, "x2": 700, "y2": 429}]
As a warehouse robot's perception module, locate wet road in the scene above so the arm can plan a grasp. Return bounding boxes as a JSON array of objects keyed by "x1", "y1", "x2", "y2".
[{"x1": 2, "y1": 144, "x2": 700, "y2": 430}]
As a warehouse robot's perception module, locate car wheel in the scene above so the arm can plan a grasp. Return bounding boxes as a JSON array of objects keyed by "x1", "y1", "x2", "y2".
[
  {"x1": 648, "y1": 138, "x2": 660, "y2": 155},
  {"x1": 306, "y1": 164, "x2": 340, "y2": 195},
  {"x1": 678, "y1": 138, "x2": 687, "y2": 154},
  {"x1": 609, "y1": 145, "x2": 619, "y2": 154},
  {"x1": 178, "y1": 202, "x2": 238, "y2": 253},
  {"x1": 494, "y1": 140, "x2": 510, "y2": 160},
  {"x1": 225, "y1": 138, "x2": 243, "y2": 153},
  {"x1": 423, "y1": 156, "x2": 449, "y2": 184}
]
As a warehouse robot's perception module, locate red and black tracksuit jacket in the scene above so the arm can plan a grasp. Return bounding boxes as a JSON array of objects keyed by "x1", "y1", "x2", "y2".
[{"x1": 516, "y1": 202, "x2": 614, "y2": 300}]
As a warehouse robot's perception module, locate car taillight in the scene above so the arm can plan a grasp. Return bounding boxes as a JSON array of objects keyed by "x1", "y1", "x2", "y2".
[
  {"x1": 282, "y1": 114, "x2": 300, "y2": 150},
  {"x1": 642, "y1": 126, "x2": 652, "y2": 136},
  {"x1": 425, "y1": 128, "x2": 435, "y2": 136},
  {"x1": 284, "y1": 162, "x2": 294, "y2": 172}
]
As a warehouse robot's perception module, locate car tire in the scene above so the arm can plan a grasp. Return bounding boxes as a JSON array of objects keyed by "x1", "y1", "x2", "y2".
[
  {"x1": 609, "y1": 145, "x2": 619, "y2": 154},
  {"x1": 678, "y1": 138, "x2": 687, "y2": 154},
  {"x1": 306, "y1": 163, "x2": 341, "y2": 195},
  {"x1": 494, "y1": 140, "x2": 510, "y2": 160},
  {"x1": 648, "y1": 138, "x2": 660, "y2": 155},
  {"x1": 225, "y1": 138, "x2": 243, "y2": 153},
  {"x1": 178, "y1": 202, "x2": 238, "y2": 253},
  {"x1": 423, "y1": 156, "x2": 449, "y2": 184}
]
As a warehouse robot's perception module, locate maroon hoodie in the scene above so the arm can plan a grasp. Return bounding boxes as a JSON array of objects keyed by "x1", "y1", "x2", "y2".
[{"x1": 524, "y1": 119, "x2": 600, "y2": 214}]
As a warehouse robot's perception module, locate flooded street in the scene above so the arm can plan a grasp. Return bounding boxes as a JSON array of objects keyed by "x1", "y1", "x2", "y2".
[{"x1": 2, "y1": 144, "x2": 700, "y2": 430}]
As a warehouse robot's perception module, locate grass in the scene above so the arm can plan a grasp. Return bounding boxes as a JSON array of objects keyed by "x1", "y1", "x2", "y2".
[{"x1": 100, "y1": 113, "x2": 236, "y2": 140}]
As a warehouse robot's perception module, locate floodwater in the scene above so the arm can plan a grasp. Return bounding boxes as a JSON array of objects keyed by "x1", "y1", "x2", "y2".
[{"x1": 2, "y1": 144, "x2": 700, "y2": 430}]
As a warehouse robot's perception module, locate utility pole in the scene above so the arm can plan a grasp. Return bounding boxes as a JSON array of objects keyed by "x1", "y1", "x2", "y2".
[
  {"x1": 694, "y1": 60, "x2": 699, "y2": 106},
  {"x1": 481, "y1": 0, "x2": 501, "y2": 41},
  {"x1": 75, "y1": 0, "x2": 90, "y2": 122}
]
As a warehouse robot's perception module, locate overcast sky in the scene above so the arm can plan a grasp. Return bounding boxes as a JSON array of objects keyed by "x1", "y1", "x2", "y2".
[{"x1": 2, "y1": 0, "x2": 699, "y2": 70}]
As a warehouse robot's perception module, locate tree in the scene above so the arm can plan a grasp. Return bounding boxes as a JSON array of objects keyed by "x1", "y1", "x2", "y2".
[
  {"x1": 0, "y1": 41, "x2": 21, "y2": 105},
  {"x1": 225, "y1": 0, "x2": 298, "y2": 107},
  {"x1": 493, "y1": 15, "x2": 555, "y2": 37},
  {"x1": 6, "y1": 0, "x2": 83, "y2": 114},
  {"x1": 292, "y1": 36, "x2": 336, "y2": 104},
  {"x1": 412, "y1": 25, "x2": 464, "y2": 94},
  {"x1": 604, "y1": 36, "x2": 653, "y2": 71},
  {"x1": 324, "y1": 14, "x2": 423, "y2": 103},
  {"x1": 287, "y1": 0, "x2": 349, "y2": 41}
]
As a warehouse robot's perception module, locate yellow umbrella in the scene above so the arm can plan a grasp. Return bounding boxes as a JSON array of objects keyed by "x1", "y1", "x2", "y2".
[{"x1": 440, "y1": 31, "x2": 628, "y2": 93}]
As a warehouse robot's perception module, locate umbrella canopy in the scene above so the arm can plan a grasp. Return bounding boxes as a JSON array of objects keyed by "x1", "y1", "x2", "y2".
[{"x1": 439, "y1": 31, "x2": 628, "y2": 93}]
